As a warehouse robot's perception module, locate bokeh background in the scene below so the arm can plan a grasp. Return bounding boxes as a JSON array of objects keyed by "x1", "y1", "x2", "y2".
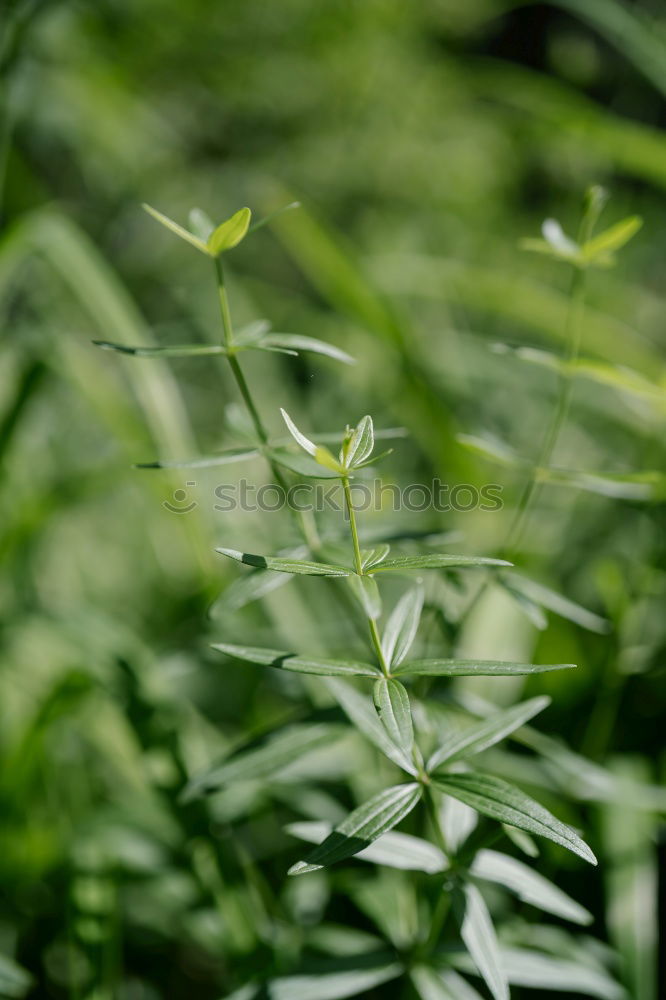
[{"x1": 1, "y1": 0, "x2": 665, "y2": 997}]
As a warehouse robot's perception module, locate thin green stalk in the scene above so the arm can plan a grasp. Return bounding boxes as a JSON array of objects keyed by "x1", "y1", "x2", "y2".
[
  {"x1": 212, "y1": 258, "x2": 320, "y2": 550},
  {"x1": 342, "y1": 475, "x2": 390, "y2": 676},
  {"x1": 503, "y1": 192, "x2": 601, "y2": 555}
]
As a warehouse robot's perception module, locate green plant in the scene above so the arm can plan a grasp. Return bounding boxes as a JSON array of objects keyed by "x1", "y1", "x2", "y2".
[{"x1": 95, "y1": 197, "x2": 640, "y2": 1000}]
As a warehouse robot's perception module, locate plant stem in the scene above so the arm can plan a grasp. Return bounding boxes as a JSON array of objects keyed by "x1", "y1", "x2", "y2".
[
  {"x1": 342, "y1": 475, "x2": 390, "y2": 675},
  {"x1": 503, "y1": 194, "x2": 600, "y2": 556},
  {"x1": 213, "y1": 258, "x2": 320, "y2": 550}
]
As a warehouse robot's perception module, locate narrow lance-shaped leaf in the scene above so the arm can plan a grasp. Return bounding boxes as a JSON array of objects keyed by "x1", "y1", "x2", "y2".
[
  {"x1": 212, "y1": 643, "x2": 380, "y2": 678},
  {"x1": 477, "y1": 948, "x2": 626, "y2": 1000},
  {"x1": 286, "y1": 820, "x2": 446, "y2": 874},
  {"x1": 395, "y1": 659, "x2": 575, "y2": 678},
  {"x1": 135, "y1": 447, "x2": 259, "y2": 470},
  {"x1": 269, "y1": 961, "x2": 403, "y2": 1000},
  {"x1": 471, "y1": 849, "x2": 592, "y2": 925},
  {"x1": 217, "y1": 548, "x2": 353, "y2": 576},
  {"x1": 348, "y1": 573, "x2": 382, "y2": 619},
  {"x1": 454, "y1": 883, "x2": 509, "y2": 1000},
  {"x1": 381, "y1": 583, "x2": 424, "y2": 667},
  {"x1": 344, "y1": 415, "x2": 374, "y2": 468},
  {"x1": 411, "y1": 967, "x2": 486, "y2": 1000},
  {"x1": 268, "y1": 446, "x2": 341, "y2": 479},
  {"x1": 182, "y1": 723, "x2": 342, "y2": 801},
  {"x1": 280, "y1": 408, "x2": 341, "y2": 471},
  {"x1": 581, "y1": 215, "x2": 642, "y2": 262},
  {"x1": 428, "y1": 696, "x2": 550, "y2": 770},
  {"x1": 94, "y1": 340, "x2": 226, "y2": 357},
  {"x1": 368, "y1": 554, "x2": 510, "y2": 574},
  {"x1": 207, "y1": 207, "x2": 252, "y2": 255},
  {"x1": 325, "y1": 677, "x2": 416, "y2": 774},
  {"x1": 143, "y1": 203, "x2": 209, "y2": 253},
  {"x1": 433, "y1": 771, "x2": 597, "y2": 865},
  {"x1": 260, "y1": 333, "x2": 355, "y2": 365},
  {"x1": 288, "y1": 782, "x2": 422, "y2": 875},
  {"x1": 373, "y1": 679, "x2": 414, "y2": 753}
]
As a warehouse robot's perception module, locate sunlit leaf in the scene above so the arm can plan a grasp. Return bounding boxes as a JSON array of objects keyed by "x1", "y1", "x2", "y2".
[
  {"x1": 326, "y1": 678, "x2": 417, "y2": 774},
  {"x1": 207, "y1": 207, "x2": 252, "y2": 255},
  {"x1": 428, "y1": 697, "x2": 550, "y2": 770},
  {"x1": 411, "y1": 966, "x2": 485, "y2": 1000},
  {"x1": 286, "y1": 821, "x2": 446, "y2": 874},
  {"x1": 212, "y1": 643, "x2": 379, "y2": 678},
  {"x1": 368, "y1": 554, "x2": 510, "y2": 574},
  {"x1": 433, "y1": 772, "x2": 597, "y2": 865},
  {"x1": 382, "y1": 584, "x2": 424, "y2": 667},
  {"x1": 361, "y1": 544, "x2": 391, "y2": 571},
  {"x1": 373, "y1": 678, "x2": 414, "y2": 753},
  {"x1": 395, "y1": 659, "x2": 574, "y2": 678},
  {"x1": 582, "y1": 215, "x2": 642, "y2": 261},
  {"x1": 288, "y1": 783, "x2": 422, "y2": 874},
  {"x1": 269, "y1": 961, "x2": 403, "y2": 1000},
  {"x1": 183, "y1": 724, "x2": 343, "y2": 800},
  {"x1": 454, "y1": 883, "x2": 508, "y2": 1000},
  {"x1": 472, "y1": 849, "x2": 592, "y2": 924},
  {"x1": 260, "y1": 334, "x2": 355, "y2": 365},
  {"x1": 344, "y1": 415, "x2": 374, "y2": 468}
]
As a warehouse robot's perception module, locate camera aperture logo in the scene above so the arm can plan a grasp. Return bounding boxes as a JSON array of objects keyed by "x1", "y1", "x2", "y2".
[{"x1": 162, "y1": 479, "x2": 502, "y2": 514}]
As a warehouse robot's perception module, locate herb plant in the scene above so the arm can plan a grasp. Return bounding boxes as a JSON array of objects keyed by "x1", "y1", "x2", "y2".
[{"x1": 95, "y1": 193, "x2": 643, "y2": 1000}]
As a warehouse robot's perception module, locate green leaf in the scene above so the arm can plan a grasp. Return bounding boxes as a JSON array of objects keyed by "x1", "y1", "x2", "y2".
[
  {"x1": 135, "y1": 447, "x2": 259, "y2": 469},
  {"x1": 212, "y1": 643, "x2": 380, "y2": 678},
  {"x1": 411, "y1": 967, "x2": 485, "y2": 1000},
  {"x1": 381, "y1": 584, "x2": 424, "y2": 667},
  {"x1": 368, "y1": 554, "x2": 510, "y2": 574},
  {"x1": 361, "y1": 544, "x2": 391, "y2": 571},
  {"x1": 207, "y1": 207, "x2": 252, "y2": 255},
  {"x1": 233, "y1": 318, "x2": 272, "y2": 346},
  {"x1": 287, "y1": 821, "x2": 446, "y2": 874},
  {"x1": 433, "y1": 772, "x2": 597, "y2": 865},
  {"x1": 344, "y1": 415, "x2": 374, "y2": 468},
  {"x1": 216, "y1": 548, "x2": 352, "y2": 576},
  {"x1": 542, "y1": 218, "x2": 580, "y2": 258},
  {"x1": 93, "y1": 340, "x2": 226, "y2": 358},
  {"x1": 582, "y1": 215, "x2": 642, "y2": 261},
  {"x1": 326, "y1": 678, "x2": 417, "y2": 774},
  {"x1": 502, "y1": 825, "x2": 539, "y2": 858},
  {"x1": 268, "y1": 446, "x2": 341, "y2": 479},
  {"x1": 182, "y1": 723, "x2": 342, "y2": 800},
  {"x1": 471, "y1": 849, "x2": 592, "y2": 925},
  {"x1": 288, "y1": 783, "x2": 422, "y2": 874},
  {"x1": 187, "y1": 207, "x2": 215, "y2": 241},
  {"x1": 395, "y1": 660, "x2": 575, "y2": 678},
  {"x1": 211, "y1": 568, "x2": 294, "y2": 614},
  {"x1": 348, "y1": 573, "x2": 382, "y2": 619},
  {"x1": 269, "y1": 961, "x2": 403, "y2": 1000},
  {"x1": 0, "y1": 954, "x2": 33, "y2": 999},
  {"x1": 373, "y1": 679, "x2": 414, "y2": 753},
  {"x1": 247, "y1": 200, "x2": 300, "y2": 234},
  {"x1": 488, "y1": 948, "x2": 625, "y2": 999},
  {"x1": 143, "y1": 203, "x2": 209, "y2": 253},
  {"x1": 428, "y1": 697, "x2": 550, "y2": 770},
  {"x1": 503, "y1": 572, "x2": 610, "y2": 634},
  {"x1": 454, "y1": 883, "x2": 508, "y2": 1000},
  {"x1": 260, "y1": 334, "x2": 355, "y2": 365},
  {"x1": 280, "y1": 409, "x2": 341, "y2": 471}
]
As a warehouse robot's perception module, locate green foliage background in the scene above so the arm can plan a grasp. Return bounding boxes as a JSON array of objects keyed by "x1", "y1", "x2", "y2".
[{"x1": 0, "y1": 0, "x2": 664, "y2": 997}]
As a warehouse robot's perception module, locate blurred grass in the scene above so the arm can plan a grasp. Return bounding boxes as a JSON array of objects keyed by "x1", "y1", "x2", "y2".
[{"x1": 0, "y1": 0, "x2": 664, "y2": 996}]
